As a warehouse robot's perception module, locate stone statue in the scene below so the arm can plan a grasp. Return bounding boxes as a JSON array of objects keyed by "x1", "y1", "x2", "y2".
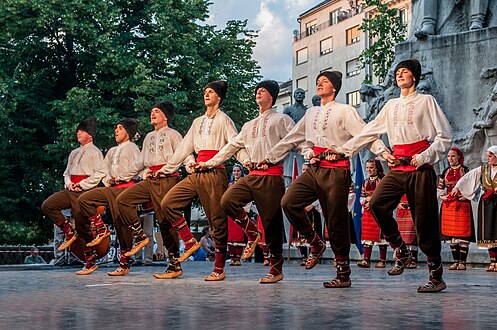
[
  {"x1": 461, "y1": 68, "x2": 497, "y2": 168},
  {"x1": 283, "y1": 88, "x2": 307, "y2": 123},
  {"x1": 359, "y1": 84, "x2": 384, "y2": 120},
  {"x1": 359, "y1": 68, "x2": 400, "y2": 121},
  {"x1": 311, "y1": 95, "x2": 321, "y2": 106},
  {"x1": 415, "y1": 0, "x2": 489, "y2": 39},
  {"x1": 416, "y1": 67, "x2": 443, "y2": 107},
  {"x1": 282, "y1": 88, "x2": 307, "y2": 186}
]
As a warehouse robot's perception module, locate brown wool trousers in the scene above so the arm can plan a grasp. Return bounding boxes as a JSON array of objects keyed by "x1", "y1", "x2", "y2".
[
  {"x1": 221, "y1": 174, "x2": 286, "y2": 256},
  {"x1": 116, "y1": 177, "x2": 181, "y2": 254},
  {"x1": 78, "y1": 187, "x2": 132, "y2": 250},
  {"x1": 41, "y1": 189, "x2": 92, "y2": 245},
  {"x1": 281, "y1": 165, "x2": 352, "y2": 257},
  {"x1": 369, "y1": 168, "x2": 441, "y2": 257},
  {"x1": 161, "y1": 169, "x2": 228, "y2": 247}
]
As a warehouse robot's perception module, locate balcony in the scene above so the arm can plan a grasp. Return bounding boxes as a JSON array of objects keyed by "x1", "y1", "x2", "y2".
[{"x1": 294, "y1": 6, "x2": 363, "y2": 41}]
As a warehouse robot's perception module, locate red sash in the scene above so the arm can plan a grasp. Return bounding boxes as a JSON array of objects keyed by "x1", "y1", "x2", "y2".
[
  {"x1": 482, "y1": 190, "x2": 496, "y2": 200},
  {"x1": 313, "y1": 146, "x2": 350, "y2": 169},
  {"x1": 196, "y1": 150, "x2": 224, "y2": 169},
  {"x1": 113, "y1": 180, "x2": 136, "y2": 189},
  {"x1": 150, "y1": 164, "x2": 165, "y2": 172},
  {"x1": 71, "y1": 175, "x2": 89, "y2": 184},
  {"x1": 392, "y1": 140, "x2": 432, "y2": 172},
  {"x1": 149, "y1": 164, "x2": 180, "y2": 177},
  {"x1": 249, "y1": 164, "x2": 284, "y2": 176}
]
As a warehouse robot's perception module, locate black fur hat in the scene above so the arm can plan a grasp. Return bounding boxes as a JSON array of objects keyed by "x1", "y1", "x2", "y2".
[
  {"x1": 316, "y1": 71, "x2": 343, "y2": 96},
  {"x1": 204, "y1": 80, "x2": 228, "y2": 103},
  {"x1": 152, "y1": 101, "x2": 175, "y2": 123},
  {"x1": 255, "y1": 80, "x2": 280, "y2": 106},
  {"x1": 76, "y1": 116, "x2": 97, "y2": 140},
  {"x1": 116, "y1": 118, "x2": 138, "y2": 140},
  {"x1": 395, "y1": 59, "x2": 421, "y2": 86}
]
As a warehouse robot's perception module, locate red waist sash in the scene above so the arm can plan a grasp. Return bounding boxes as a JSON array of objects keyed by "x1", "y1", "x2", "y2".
[
  {"x1": 313, "y1": 146, "x2": 350, "y2": 169},
  {"x1": 482, "y1": 189, "x2": 496, "y2": 200},
  {"x1": 71, "y1": 175, "x2": 89, "y2": 184},
  {"x1": 149, "y1": 164, "x2": 180, "y2": 177},
  {"x1": 197, "y1": 150, "x2": 224, "y2": 169},
  {"x1": 392, "y1": 140, "x2": 432, "y2": 172},
  {"x1": 113, "y1": 180, "x2": 136, "y2": 189},
  {"x1": 249, "y1": 164, "x2": 284, "y2": 176}
]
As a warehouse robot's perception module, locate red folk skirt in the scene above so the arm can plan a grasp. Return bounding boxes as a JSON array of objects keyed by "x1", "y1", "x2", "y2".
[
  {"x1": 228, "y1": 216, "x2": 246, "y2": 245},
  {"x1": 440, "y1": 199, "x2": 473, "y2": 239},
  {"x1": 397, "y1": 207, "x2": 417, "y2": 245},
  {"x1": 361, "y1": 209, "x2": 382, "y2": 242}
]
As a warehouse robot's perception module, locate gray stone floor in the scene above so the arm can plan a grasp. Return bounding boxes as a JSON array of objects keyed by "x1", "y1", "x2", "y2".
[{"x1": 0, "y1": 260, "x2": 496, "y2": 329}]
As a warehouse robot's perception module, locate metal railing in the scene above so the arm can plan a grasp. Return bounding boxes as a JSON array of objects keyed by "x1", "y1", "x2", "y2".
[{"x1": 295, "y1": 6, "x2": 363, "y2": 41}]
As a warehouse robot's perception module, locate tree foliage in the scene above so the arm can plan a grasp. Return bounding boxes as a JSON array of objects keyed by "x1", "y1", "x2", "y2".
[
  {"x1": 0, "y1": 0, "x2": 260, "y2": 244},
  {"x1": 358, "y1": 0, "x2": 407, "y2": 83}
]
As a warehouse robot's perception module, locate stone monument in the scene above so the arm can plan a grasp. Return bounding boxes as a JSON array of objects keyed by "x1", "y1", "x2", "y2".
[{"x1": 282, "y1": 88, "x2": 308, "y2": 186}]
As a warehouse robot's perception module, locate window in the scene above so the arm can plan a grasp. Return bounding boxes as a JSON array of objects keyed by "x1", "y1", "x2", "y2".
[
  {"x1": 305, "y1": 20, "x2": 317, "y2": 36},
  {"x1": 346, "y1": 91, "x2": 361, "y2": 107},
  {"x1": 320, "y1": 67, "x2": 333, "y2": 73},
  {"x1": 399, "y1": 7, "x2": 407, "y2": 26},
  {"x1": 330, "y1": 10, "x2": 340, "y2": 26},
  {"x1": 320, "y1": 37, "x2": 333, "y2": 55},
  {"x1": 296, "y1": 47, "x2": 308, "y2": 65},
  {"x1": 346, "y1": 25, "x2": 360, "y2": 45},
  {"x1": 296, "y1": 76, "x2": 308, "y2": 91},
  {"x1": 346, "y1": 58, "x2": 361, "y2": 77}
]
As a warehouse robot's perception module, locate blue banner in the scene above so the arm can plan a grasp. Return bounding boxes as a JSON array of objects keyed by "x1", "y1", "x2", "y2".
[{"x1": 352, "y1": 154, "x2": 364, "y2": 255}]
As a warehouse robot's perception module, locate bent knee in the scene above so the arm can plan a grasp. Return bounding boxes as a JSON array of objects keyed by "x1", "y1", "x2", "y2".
[{"x1": 41, "y1": 200, "x2": 50, "y2": 213}]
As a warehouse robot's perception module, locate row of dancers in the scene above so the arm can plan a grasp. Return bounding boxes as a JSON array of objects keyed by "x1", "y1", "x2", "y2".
[{"x1": 41, "y1": 58, "x2": 497, "y2": 293}]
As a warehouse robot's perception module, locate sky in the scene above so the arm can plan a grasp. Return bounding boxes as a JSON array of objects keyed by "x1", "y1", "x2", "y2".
[{"x1": 206, "y1": 0, "x2": 317, "y2": 82}]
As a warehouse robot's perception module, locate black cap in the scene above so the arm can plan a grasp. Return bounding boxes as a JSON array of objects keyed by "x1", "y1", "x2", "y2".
[
  {"x1": 255, "y1": 80, "x2": 280, "y2": 106},
  {"x1": 394, "y1": 59, "x2": 421, "y2": 86},
  {"x1": 316, "y1": 71, "x2": 343, "y2": 96},
  {"x1": 76, "y1": 116, "x2": 97, "y2": 140},
  {"x1": 116, "y1": 118, "x2": 138, "y2": 140},
  {"x1": 152, "y1": 101, "x2": 175, "y2": 122},
  {"x1": 204, "y1": 80, "x2": 228, "y2": 103}
]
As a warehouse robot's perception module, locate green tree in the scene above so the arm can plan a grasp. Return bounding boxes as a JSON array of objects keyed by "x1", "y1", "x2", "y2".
[
  {"x1": 358, "y1": 0, "x2": 407, "y2": 83},
  {"x1": 0, "y1": 0, "x2": 260, "y2": 245}
]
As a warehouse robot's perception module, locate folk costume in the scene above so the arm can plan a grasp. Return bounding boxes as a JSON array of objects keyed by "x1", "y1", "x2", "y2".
[
  {"x1": 269, "y1": 71, "x2": 386, "y2": 288},
  {"x1": 160, "y1": 80, "x2": 249, "y2": 281},
  {"x1": 41, "y1": 117, "x2": 106, "y2": 272},
  {"x1": 357, "y1": 161, "x2": 388, "y2": 269},
  {"x1": 116, "y1": 102, "x2": 185, "y2": 279},
  {"x1": 339, "y1": 59, "x2": 452, "y2": 292},
  {"x1": 78, "y1": 119, "x2": 141, "y2": 275},
  {"x1": 438, "y1": 147, "x2": 474, "y2": 270},
  {"x1": 455, "y1": 146, "x2": 497, "y2": 272},
  {"x1": 227, "y1": 167, "x2": 248, "y2": 266}
]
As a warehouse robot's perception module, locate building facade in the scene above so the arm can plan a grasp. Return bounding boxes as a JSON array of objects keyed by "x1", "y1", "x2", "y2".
[{"x1": 291, "y1": 0, "x2": 412, "y2": 115}]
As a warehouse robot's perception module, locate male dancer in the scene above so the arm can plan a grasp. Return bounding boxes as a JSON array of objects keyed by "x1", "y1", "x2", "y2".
[
  {"x1": 261, "y1": 71, "x2": 386, "y2": 288},
  {"x1": 41, "y1": 117, "x2": 106, "y2": 260},
  {"x1": 158, "y1": 80, "x2": 248, "y2": 281},
  {"x1": 338, "y1": 59, "x2": 452, "y2": 292},
  {"x1": 116, "y1": 101, "x2": 185, "y2": 279},
  {"x1": 198, "y1": 80, "x2": 294, "y2": 283},
  {"x1": 77, "y1": 119, "x2": 140, "y2": 275}
]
